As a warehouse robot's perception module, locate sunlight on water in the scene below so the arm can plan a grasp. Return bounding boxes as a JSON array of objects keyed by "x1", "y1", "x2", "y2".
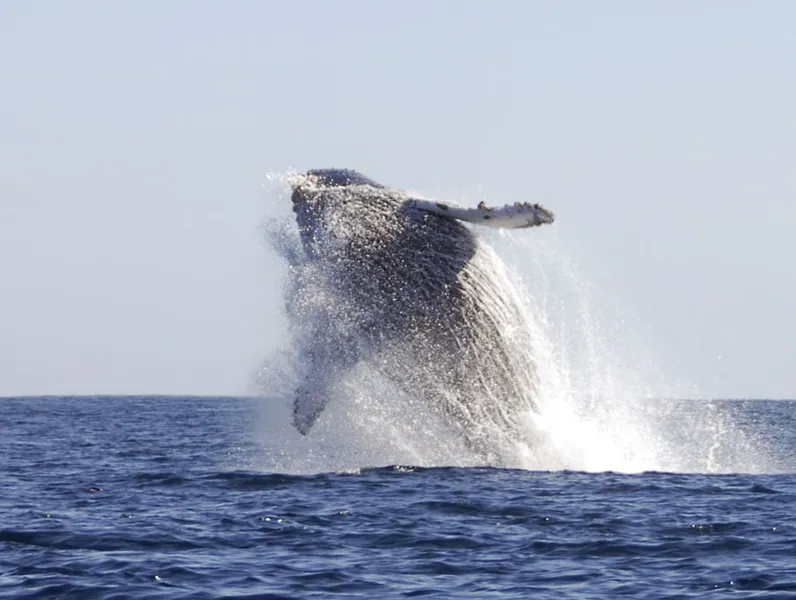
[{"x1": 256, "y1": 172, "x2": 772, "y2": 475}]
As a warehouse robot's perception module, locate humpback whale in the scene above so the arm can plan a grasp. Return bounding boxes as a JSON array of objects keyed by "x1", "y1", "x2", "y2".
[{"x1": 285, "y1": 169, "x2": 555, "y2": 462}]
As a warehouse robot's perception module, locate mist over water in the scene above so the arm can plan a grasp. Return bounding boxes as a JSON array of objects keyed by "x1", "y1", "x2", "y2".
[{"x1": 257, "y1": 173, "x2": 773, "y2": 475}]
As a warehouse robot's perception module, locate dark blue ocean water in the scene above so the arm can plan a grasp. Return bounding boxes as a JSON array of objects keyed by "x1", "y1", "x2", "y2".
[{"x1": 2, "y1": 396, "x2": 796, "y2": 599}]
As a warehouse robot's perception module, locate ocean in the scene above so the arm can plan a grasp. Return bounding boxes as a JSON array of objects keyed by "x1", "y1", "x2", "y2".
[{"x1": 2, "y1": 395, "x2": 795, "y2": 599}]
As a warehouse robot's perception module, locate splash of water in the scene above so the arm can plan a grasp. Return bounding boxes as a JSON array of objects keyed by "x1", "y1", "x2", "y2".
[
  {"x1": 256, "y1": 172, "x2": 771, "y2": 474},
  {"x1": 497, "y1": 230, "x2": 773, "y2": 474}
]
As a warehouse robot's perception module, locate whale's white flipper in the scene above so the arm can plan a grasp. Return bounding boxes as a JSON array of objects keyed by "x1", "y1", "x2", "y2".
[{"x1": 405, "y1": 198, "x2": 555, "y2": 229}]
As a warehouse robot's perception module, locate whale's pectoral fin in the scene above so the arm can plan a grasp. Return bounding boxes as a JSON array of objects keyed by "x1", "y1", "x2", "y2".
[
  {"x1": 292, "y1": 383, "x2": 330, "y2": 435},
  {"x1": 291, "y1": 340, "x2": 360, "y2": 435},
  {"x1": 404, "y1": 198, "x2": 555, "y2": 229}
]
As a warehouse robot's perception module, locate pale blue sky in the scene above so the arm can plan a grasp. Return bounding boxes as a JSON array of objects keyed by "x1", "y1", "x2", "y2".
[{"x1": 1, "y1": 1, "x2": 794, "y2": 398}]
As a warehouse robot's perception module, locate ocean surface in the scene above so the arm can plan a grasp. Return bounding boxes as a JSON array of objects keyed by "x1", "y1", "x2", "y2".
[{"x1": 2, "y1": 395, "x2": 796, "y2": 599}]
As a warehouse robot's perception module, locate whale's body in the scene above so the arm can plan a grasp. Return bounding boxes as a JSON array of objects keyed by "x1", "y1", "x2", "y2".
[{"x1": 285, "y1": 169, "x2": 553, "y2": 462}]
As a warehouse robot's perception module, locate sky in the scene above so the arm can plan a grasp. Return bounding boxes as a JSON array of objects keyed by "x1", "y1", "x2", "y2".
[{"x1": 1, "y1": 1, "x2": 794, "y2": 398}]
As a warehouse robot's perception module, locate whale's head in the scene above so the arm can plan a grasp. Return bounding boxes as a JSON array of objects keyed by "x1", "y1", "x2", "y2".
[{"x1": 289, "y1": 169, "x2": 385, "y2": 259}]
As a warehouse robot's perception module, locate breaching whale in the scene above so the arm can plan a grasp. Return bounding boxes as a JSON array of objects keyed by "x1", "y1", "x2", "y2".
[{"x1": 285, "y1": 169, "x2": 555, "y2": 462}]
